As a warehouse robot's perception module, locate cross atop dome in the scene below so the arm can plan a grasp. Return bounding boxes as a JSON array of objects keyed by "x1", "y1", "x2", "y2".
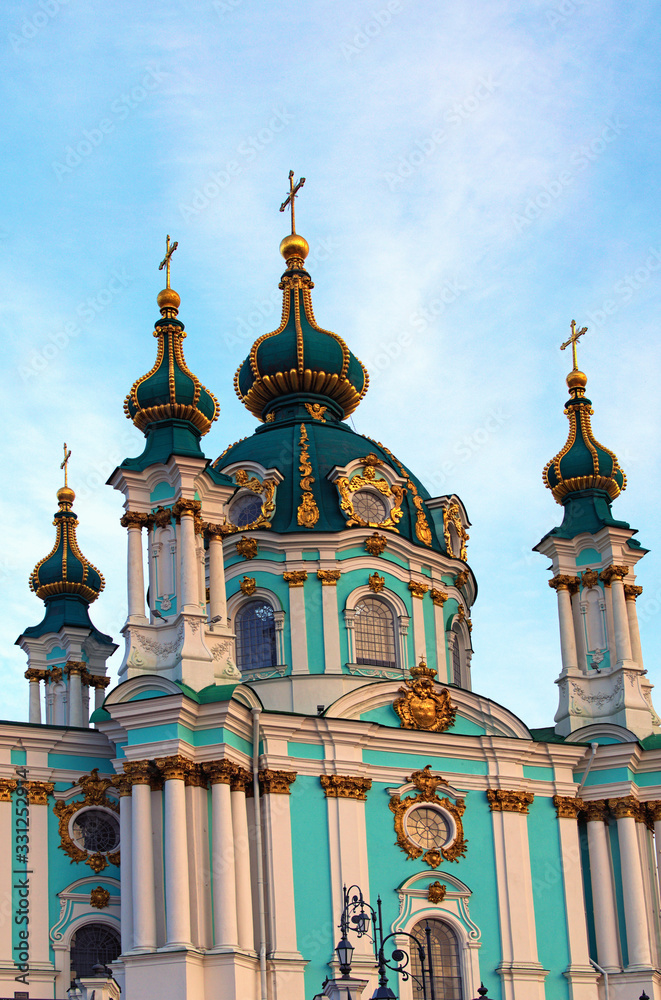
[{"x1": 279, "y1": 170, "x2": 305, "y2": 235}]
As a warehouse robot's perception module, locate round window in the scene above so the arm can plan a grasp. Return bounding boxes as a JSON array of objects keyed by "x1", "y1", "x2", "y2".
[
  {"x1": 71, "y1": 809, "x2": 120, "y2": 854},
  {"x1": 229, "y1": 492, "x2": 263, "y2": 527},
  {"x1": 352, "y1": 489, "x2": 389, "y2": 523},
  {"x1": 404, "y1": 805, "x2": 453, "y2": 851}
]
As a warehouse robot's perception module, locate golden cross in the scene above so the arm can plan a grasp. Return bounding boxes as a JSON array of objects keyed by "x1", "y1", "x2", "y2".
[
  {"x1": 560, "y1": 319, "x2": 588, "y2": 371},
  {"x1": 279, "y1": 170, "x2": 305, "y2": 235},
  {"x1": 158, "y1": 235, "x2": 178, "y2": 289},
  {"x1": 60, "y1": 442, "x2": 72, "y2": 487}
]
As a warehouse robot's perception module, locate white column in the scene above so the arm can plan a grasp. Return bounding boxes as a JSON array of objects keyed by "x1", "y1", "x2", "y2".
[
  {"x1": 553, "y1": 798, "x2": 598, "y2": 998},
  {"x1": 431, "y1": 594, "x2": 450, "y2": 683},
  {"x1": 127, "y1": 766, "x2": 157, "y2": 952},
  {"x1": 118, "y1": 782, "x2": 133, "y2": 954},
  {"x1": 320, "y1": 574, "x2": 342, "y2": 674},
  {"x1": 231, "y1": 772, "x2": 254, "y2": 951},
  {"x1": 93, "y1": 678, "x2": 109, "y2": 711},
  {"x1": 157, "y1": 756, "x2": 192, "y2": 948},
  {"x1": 625, "y1": 587, "x2": 645, "y2": 669},
  {"x1": 27, "y1": 782, "x2": 53, "y2": 963},
  {"x1": 185, "y1": 773, "x2": 211, "y2": 950},
  {"x1": 0, "y1": 781, "x2": 16, "y2": 963},
  {"x1": 260, "y1": 770, "x2": 300, "y2": 957},
  {"x1": 124, "y1": 517, "x2": 147, "y2": 623},
  {"x1": 179, "y1": 511, "x2": 200, "y2": 614},
  {"x1": 585, "y1": 801, "x2": 620, "y2": 971},
  {"x1": 409, "y1": 585, "x2": 427, "y2": 663},
  {"x1": 550, "y1": 577, "x2": 579, "y2": 672},
  {"x1": 606, "y1": 570, "x2": 634, "y2": 665},
  {"x1": 286, "y1": 575, "x2": 309, "y2": 675},
  {"x1": 68, "y1": 666, "x2": 83, "y2": 727},
  {"x1": 610, "y1": 798, "x2": 652, "y2": 969},
  {"x1": 208, "y1": 533, "x2": 227, "y2": 624},
  {"x1": 26, "y1": 671, "x2": 42, "y2": 723},
  {"x1": 651, "y1": 805, "x2": 661, "y2": 900},
  {"x1": 207, "y1": 762, "x2": 239, "y2": 950}
]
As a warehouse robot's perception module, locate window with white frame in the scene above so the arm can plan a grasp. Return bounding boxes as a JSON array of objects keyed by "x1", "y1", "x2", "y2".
[
  {"x1": 410, "y1": 918, "x2": 463, "y2": 999},
  {"x1": 354, "y1": 597, "x2": 397, "y2": 668},
  {"x1": 451, "y1": 626, "x2": 462, "y2": 686},
  {"x1": 235, "y1": 599, "x2": 277, "y2": 671},
  {"x1": 69, "y1": 923, "x2": 121, "y2": 980}
]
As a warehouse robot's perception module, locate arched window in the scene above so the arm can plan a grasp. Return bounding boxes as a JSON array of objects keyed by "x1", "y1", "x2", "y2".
[
  {"x1": 452, "y1": 626, "x2": 462, "y2": 686},
  {"x1": 69, "y1": 923, "x2": 121, "y2": 979},
  {"x1": 410, "y1": 918, "x2": 463, "y2": 999},
  {"x1": 354, "y1": 597, "x2": 396, "y2": 668},
  {"x1": 235, "y1": 600, "x2": 277, "y2": 672}
]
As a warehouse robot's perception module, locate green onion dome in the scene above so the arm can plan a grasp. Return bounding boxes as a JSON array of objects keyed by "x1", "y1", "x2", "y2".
[
  {"x1": 29, "y1": 487, "x2": 105, "y2": 604},
  {"x1": 234, "y1": 234, "x2": 369, "y2": 422},
  {"x1": 543, "y1": 368, "x2": 626, "y2": 503},
  {"x1": 125, "y1": 287, "x2": 219, "y2": 436}
]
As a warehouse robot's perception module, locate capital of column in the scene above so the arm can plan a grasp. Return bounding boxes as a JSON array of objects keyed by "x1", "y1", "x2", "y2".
[
  {"x1": 204, "y1": 521, "x2": 232, "y2": 540},
  {"x1": 0, "y1": 779, "x2": 17, "y2": 801},
  {"x1": 549, "y1": 574, "x2": 580, "y2": 595},
  {"x1": 645, "y1": 800, "x2": 661, "y2": 823},
  {"x1": 120, "y1": 511, "x2": 151, "y2": 530},
  {"x1": 25, "y1": 781, "x2": 55, "y2": 805},
  {"x1": 553, "y1": 795, "x2": 585, "y2": 819},
  {"x1": 65, "y1": 660, "x2": 86, "y2": 676},
  {"x1": 202, "y1": 760, "x2": 236, "y2": 785},
  {"x1": 430, "y1": 588, "x2": 449, "y2": 606},
  {"x1": 454, "y1": 569, "x2": 470, "y2": 589},
  {"x1": 320, "y1": 774, "x2": 372, "y2": 800},
  {"x1": 155, "y1": 754, "x2": 193, "y2": 781},
  {"x1": 486, "y1": 789, "x2": 534, "y2": 814},
  {"x1": 408, "y1": 580, "x2": 429, "y2": 599},
  {"x1": 608, "y1": 795, "x2": 645, "y2": 822},
  {"x1": 48, "y1": 666, "x2": 63, "y2": 683},
  {"x1": 230, "y1": 766, "x2": 253, "y2": 792},
  {"x1": 122, "y1": 760, "x2": 155, "y2": 786},
  {"x1": 600, "y1": 564, "x2": 629, "y2": 586},
  {"x1": 111, "y1": 776, "x2": 133, "y2": 797},
  {"x1": 624, "y1": 584, "x2": 644, "y2": 601},
  {"x1": 184, "y1": 763, "x2": 208, "y2": 788},
  {"x1": 581, "y1": 798, "x2": 609, "y2": 822},
  {"x1": 24, "y1": 668, "x2": 48, "y2": 682},
  {"x1": 89, "y1": 675, "x2": 111, "y2": 690},
  {"x1": 317, "y1": 569, "x2": 341, "y2": 586},
  {"x1": 283, "y1": 570, "x2": 307, "y2": 587},
  {"x1": 258, "y1": 769, "x2": 297, "y2": 794}
]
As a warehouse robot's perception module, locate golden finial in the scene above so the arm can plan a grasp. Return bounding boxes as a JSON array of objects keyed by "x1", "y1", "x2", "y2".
[
  {"x1": 60, "y1": 442, "x2": 71, "y2": 487},
  {"x1": 560, "y1": 320, "x2": 588, "y2": 372},
  {"x1": 279, "y1": 170, "x2": 306, "y2": 236},
  {"x1": 158, "y1": 235, "x2": 178, "y2": 290}
]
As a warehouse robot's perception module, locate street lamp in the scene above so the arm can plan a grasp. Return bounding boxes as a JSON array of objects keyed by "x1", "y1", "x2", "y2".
[{"x1": 336, "y1": 935, "x2": 355, "y2": 977}]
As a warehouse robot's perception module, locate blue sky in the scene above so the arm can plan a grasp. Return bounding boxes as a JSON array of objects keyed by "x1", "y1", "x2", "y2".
[{"x1": 2, "y1": 0, "x2": 661, "y2": 727}]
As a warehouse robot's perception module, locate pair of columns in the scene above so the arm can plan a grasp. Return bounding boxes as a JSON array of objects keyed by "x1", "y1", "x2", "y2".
[
  {"x1": 25, "y1": 665, "x2": 110, "y2": 726},
  {"x1": 119, "y1": 756, "x2": 254, "y2": 954}
]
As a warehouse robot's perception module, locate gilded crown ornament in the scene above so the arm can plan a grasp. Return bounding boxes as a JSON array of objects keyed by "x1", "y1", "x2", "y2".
[
  {"x1": 394, "y1": 659, "x2": 457, "y2": 732},
  {"x1": 389, "y1": 766, "x2": 467, "y2": 866}
]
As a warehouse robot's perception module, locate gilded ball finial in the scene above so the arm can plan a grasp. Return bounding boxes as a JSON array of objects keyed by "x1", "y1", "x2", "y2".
[
  {"x1": 157, "y1": 287, "x2": 181, "y2": 313},
  {"x1": 279, "y1": 233, "x2": 309, "y2": 263},
  {"x1": 56, "y1": 485, "x2": 75, "y2": 507},
  {"x1": 566, "y1": 369, "x2": 588, "y2": 392}
]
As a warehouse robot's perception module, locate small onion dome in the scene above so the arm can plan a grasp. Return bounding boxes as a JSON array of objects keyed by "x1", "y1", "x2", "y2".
[
  {"x1": 125, "y1": 288, "x2": 219, "y2": 435},
  {"x1": 234, "y1": 234, "x2": 369, "y2": 421},
  {"x1": 29, "y1": 487, "x2": 105, "y2": 604},
  {"x1": 543, "y1": 369, "x2": 626, "y2": 504}
]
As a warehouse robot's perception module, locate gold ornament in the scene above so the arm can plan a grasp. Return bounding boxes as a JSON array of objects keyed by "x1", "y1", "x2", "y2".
[
  {"x1": 26, "y1": 781, "x2": 54, "y2": 805},
  {"x1": 240, "y1": 576, "x2": 257, "y2": 596},
  {"x1": 600, "y1": 564, "x2": 629, "y2": 586},
  {"x1": 363, "y1": 438, "x2": 433, "y2": 548},
  {"x1": 236, "y1": 536, "x2": 259, "y2": 559},
  {"x1": 427, "y1": 881, "x2": 447, "y2": 904},
  {"x1": 430, "y1": 589, "x2": 448, "y2": 607},
  {"x1": 442, "y1": 504, "x2": 469, "y2": 561},
  {"x1": 0, "y1": 779, "x2": 17, "y2": 802},
  {"x1": 317, "y1": 570, "x2": 341, "y2": 585},
  {"x1": 364, "y1": 532, "x2": 387, "y2": 556},
  {"x1": 389, "y1": 766, "x2": 467, "y2": 866},
  {"x1": 454, "y1": 570, "x2": 469, "y2": 589},
  {"x1": 368, "y1": 572, "x2": 385, "y2": 593},
  {"x1": 486, "y1": 790, "x2": 534, "y2": 814},
  {"x1": 548, "y1": 574, "x2": 580, "y2": 595},
  {"x1": 581, "y1": 799, "x2": 608, "y2": 822},
  {"x1": 53, "y1": 768, "x2": 119, "y2": 873},
  {"x1": 408, "y1": 581, "x2": 429, "y2": 600},
  {"x1": 553, "y1": 795, "x2": 584, "y2": 819},
  {"x1": 258, "y1": 769, "x2": 297, "y2": 794},
  {"x1": 283, "y1": 570, "x2": 308, "y2": 587},
  {"x1": 297, "y1": 424, "x2": 320, "y2": 528},
  {"x1": 90, "y1": 886, "x2": 110, "y2": 910},
  {"x1": 305, "y1": 402, "x2": 327, "y2": 422},
  {"x1": 394, "y1": 660, "x2": 457, "y2": 733},
  {"x1": 624, "y1": 584, "x2": 643, "y2": 600},
  {"x1": 320, "y1": 775, "x2": 372, "y2": 800},
  {"x1": 580, "y1": 568, "x2": 600, "y2": 589},
  {"x1": 335, "y1": 461, "x2": 404, "y2": 531},
  {"x1": 608, "y1": 795, "x2": 645, "y2": 822},
  {"x1": 202, "y1": 760, "x2": 236, "y2": 785},
  {"x1": 226, "y1": 470, "x2": 277, "y2": 533}
]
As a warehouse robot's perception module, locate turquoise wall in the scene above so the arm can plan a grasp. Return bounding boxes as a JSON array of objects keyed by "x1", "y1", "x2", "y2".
[{"x1": 528, "y1": 797, "x2": 571, "y2": 999}]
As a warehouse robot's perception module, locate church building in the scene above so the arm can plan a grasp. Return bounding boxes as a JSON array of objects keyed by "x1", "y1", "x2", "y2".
[{"x1": 4, "y1": 180, "x2": 661, "y2": 1000}]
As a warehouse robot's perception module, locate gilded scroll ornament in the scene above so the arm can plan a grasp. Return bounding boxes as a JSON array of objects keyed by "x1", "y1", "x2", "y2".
[
  {"x1": 427, "y1": 881, "x2": 447, "y2": 904},
  {"x1": 394, "y1": 660, "x2": 457, "y2": 733},
  {"x1": 486, "y1": 789, "x2": 534, "y2": 814},
  {"x1": 553, "y1": 795, "x2": 584, "y2": 819},
  {"x1": 368, "y1": 572, "x2": 385, "y2": 593},
  {"x1": 580, "y1": 568, "x2": 600, "y2": 589},
  {"x1": 90, "y1": 886, "x2": 110, "y2": 910},
  {"x1": 389, "y1": 766, "x2": 467, "y2": 867},
  {"x1": 320, "y1": 775, "x2": 372, "y2": 800},
  {"x1": 365, "y1": 532, "x2": 387, "y2": 556},
  {"x1": 430, "y1": 589, "x2": 448, "y2": 607},
  {"x1": 297, "y1": 424, "x2": 320, "y2": 528},
  {"x1": 364, "y1": 438, "x2": 433, "y2": 547},
  {"x1": 335, "y1": 459, "x2": 404, "y2": 531},
  {"x1": 240, "y1": 576, "x2": 257, "y2": 596},
  {"x1": 442, "y1": 504, "x2": 469, "y2": 561},
  {"x1": 283, "y1": 570, "x2": 308, "y2": 587},
  {"x1": 53, "y1": 768, "x2": 119, "y2": 873},
  {"x1": 454, "y1": 570, "x2": 469, "y2": 589},
  {"x1": 236, "y1": 536, "x2": 259, "y2": 560},
  {"x1": 317, "y1": 569, "x2": 341, "y2": 585},
  {"x1": 226, "y1": 470, "x2": 277, "y2": 533},
  {"x1": 408, "y1": 581, "x2": 429, "y2": 600}
]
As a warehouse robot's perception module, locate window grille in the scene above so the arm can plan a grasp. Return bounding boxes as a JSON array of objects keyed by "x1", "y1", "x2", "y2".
[
  {"x1": 410, "y1": 919, "x2": 463, "y2": 999},
  {"x1": 230, "y1": 493, "x2": 263, "y2": 527},
  {"x1": 69, "y1": 924, "x2": 121, "y2": 980},
  {"x1": 452, "y1": 629, "x2": 462, "y2": 686},
  {"x1": 236, "y1": 600, "x2": 277, "y2": 671},
  {"x1": 72, "y1": 811, "x2": 120, "y2": 853},
  {"x1": 354, "y1": 598, "x2": 396, "y2": 668}
]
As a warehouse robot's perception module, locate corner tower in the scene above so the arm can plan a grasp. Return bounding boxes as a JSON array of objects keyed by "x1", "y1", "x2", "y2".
[{"x1": 535, "y1": 322, "x2": 659, "y2": 738}]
